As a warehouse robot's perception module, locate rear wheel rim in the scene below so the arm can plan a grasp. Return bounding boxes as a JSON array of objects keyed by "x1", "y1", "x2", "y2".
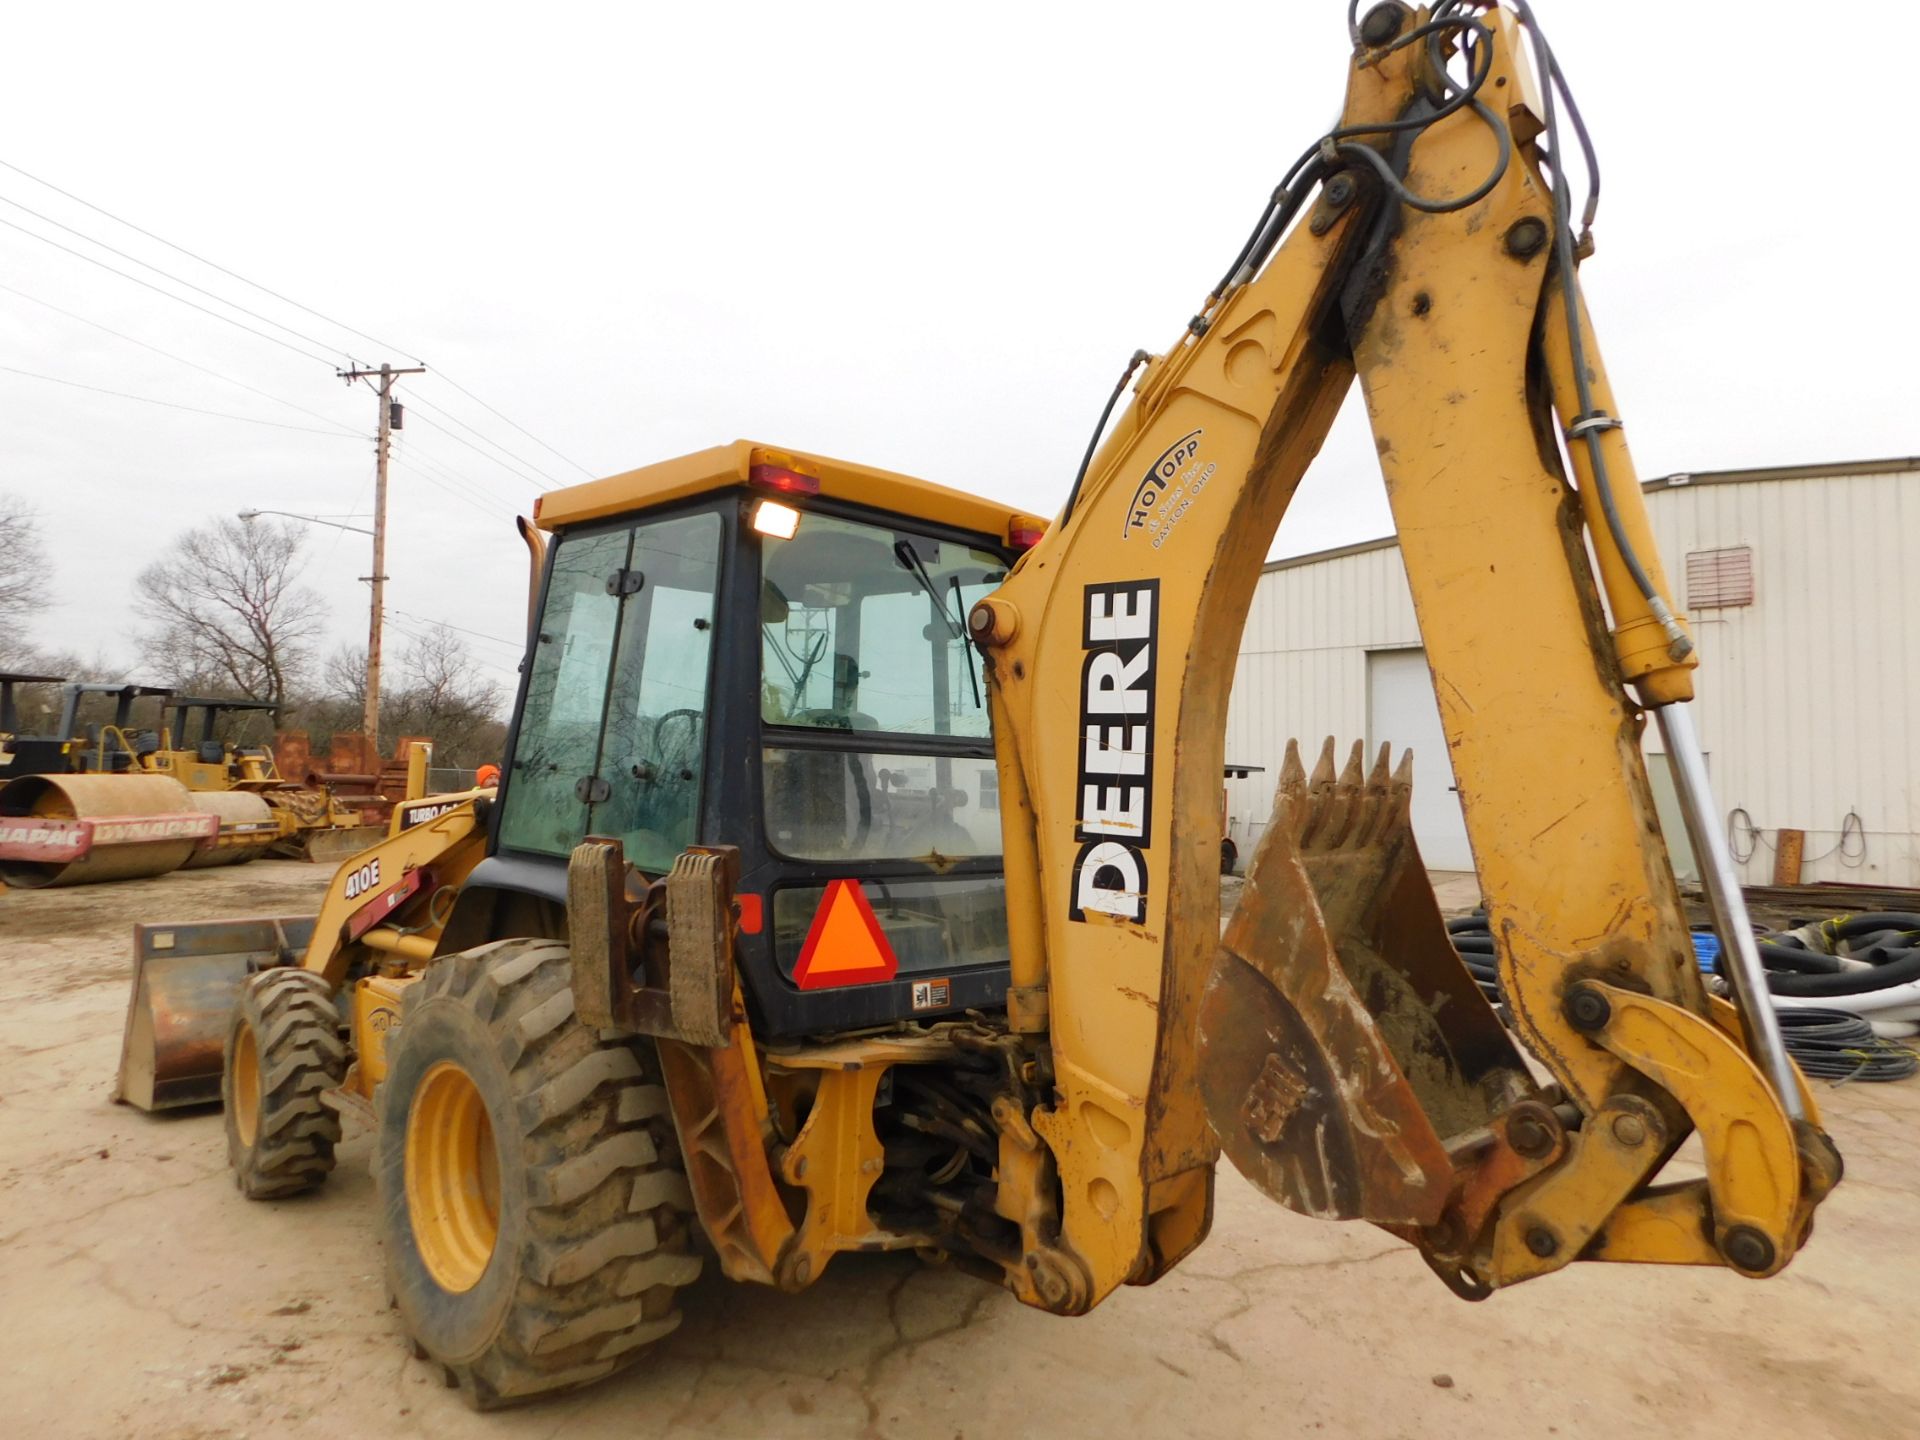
[
  {"x1": 232, "y1": 1023, "x2": 261, "y2": 1147},
  {"x1": 405, "y1": 1061, "x2": 502, "y2": 1293}
]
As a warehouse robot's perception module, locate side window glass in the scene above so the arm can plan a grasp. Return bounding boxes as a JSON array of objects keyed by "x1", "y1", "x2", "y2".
[
  {"x1": 600, "y1": 512, "x2": 723, "y2": 874},
  {"x1": 497, "y1": 529, "x2": 630, "y2": 856}
]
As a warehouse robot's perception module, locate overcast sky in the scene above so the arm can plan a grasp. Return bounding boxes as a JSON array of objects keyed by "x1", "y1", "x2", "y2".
[{"x1": 2, "y1": 1, "x2": 1912, "y2": 701}]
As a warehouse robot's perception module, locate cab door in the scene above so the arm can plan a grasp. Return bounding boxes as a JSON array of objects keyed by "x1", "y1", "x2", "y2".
[{"x1": 495, "y1": 506, "x2": 725, "y2": 872}]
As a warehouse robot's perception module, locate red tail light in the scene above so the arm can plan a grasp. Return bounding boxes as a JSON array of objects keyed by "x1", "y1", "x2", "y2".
[
  {"x1": 1009, "y1": 523, "x2": 1047, "y2": 551},
  {"x1": 750, "y1": 463, "x2": 822, "y2": 496}
]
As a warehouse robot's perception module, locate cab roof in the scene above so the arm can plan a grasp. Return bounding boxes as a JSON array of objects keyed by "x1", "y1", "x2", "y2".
[{"x1": 533, "y1": 441, "x2": 1048, "y2": 547}]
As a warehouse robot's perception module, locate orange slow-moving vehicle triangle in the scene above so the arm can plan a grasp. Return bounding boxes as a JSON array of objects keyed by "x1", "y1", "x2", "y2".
[{"x1": 792, "y1": 879, "x2": 900, "y2": 990}]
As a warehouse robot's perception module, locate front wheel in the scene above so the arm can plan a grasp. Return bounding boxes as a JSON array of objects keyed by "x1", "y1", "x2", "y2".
[
  {"x1": 223, "y1": 968, "x2": 346, "y2": 1198},
  {"x1": 375, "y1": 938, "x2": 702, "y2": 1409}
]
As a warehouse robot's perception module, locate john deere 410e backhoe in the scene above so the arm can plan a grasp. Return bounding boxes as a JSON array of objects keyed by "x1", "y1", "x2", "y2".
[{"x1": 117, "y1": 0, "x2": 1840, "y2": 1408}]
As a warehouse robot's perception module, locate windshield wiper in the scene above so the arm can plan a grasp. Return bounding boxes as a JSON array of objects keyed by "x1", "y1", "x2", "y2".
[
  {"x1": 893, "y1": 540, "x2": 982, "y2": 711},
  {"x1": 949, "y1": 575, "x2": 983, "y2": 712}
]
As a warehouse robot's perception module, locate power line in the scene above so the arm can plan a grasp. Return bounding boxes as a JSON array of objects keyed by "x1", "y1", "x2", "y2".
[
  {"x1": 431, "y1": 372, "x2": 595, "y2": 478},
  {"x1": 386, "y1": 448, "x2": 514, "y2": 520},
  {"x1": 0, "y1": 214, "x2": 339, "y2": 367},
  {"x1": 381, "y1": 611, "x2": 523, "y2": 690},
  {"x1": 0, "y1": 192, "x2": 354, "y2": 365},
  {"x1": 0, "y1": 363, "x2": 365, "y2": 436},
  {"x1": 1, "y1": 157, "x2": 595, "y2": 497},
  {"x1": 0, "y1": 156, "x2": 422, "y2": 363},
  {"x1": 388, "y1": 607, "x2": 524, "y2": 652},
  {"x1": 400, "y1": 390, "x2": 564, "y2": 487},
  {"x1": 0, "y1": 279, "x2": 362, "y2": 435},
  {"x1": 402, "y1": 408, "x2": 549, "y2": 491},
  {"x1": 390, "y1": 435, "x2": 521, "y2": 515}
]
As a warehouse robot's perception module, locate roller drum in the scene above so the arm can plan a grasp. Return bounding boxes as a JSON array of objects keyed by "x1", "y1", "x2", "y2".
[
  {"x1": 0, "y1": 773, "x2": 211, "y2": 888},
  {"x1": 181, "y1": 790, "x2": 277, "y2": 869}
]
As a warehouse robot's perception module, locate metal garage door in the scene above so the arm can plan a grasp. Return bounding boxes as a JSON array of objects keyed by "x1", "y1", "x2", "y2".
[{"x1": 1366, "y1": 647, "x2": 1473, "y2": 872}]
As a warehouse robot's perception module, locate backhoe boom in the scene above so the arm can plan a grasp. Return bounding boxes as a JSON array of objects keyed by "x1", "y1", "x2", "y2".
[{"x1": 970, "y1": 0, "x2": 1838, "y2": 1310}]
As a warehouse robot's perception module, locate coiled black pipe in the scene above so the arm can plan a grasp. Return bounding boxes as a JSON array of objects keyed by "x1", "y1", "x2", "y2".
[
  {"x1": 1775, "y1": 1009, "x2": 1919, "y2": 1083},
  {"x1": 1451, "y1": 910, "x2": 1920, "y2": 1085}
]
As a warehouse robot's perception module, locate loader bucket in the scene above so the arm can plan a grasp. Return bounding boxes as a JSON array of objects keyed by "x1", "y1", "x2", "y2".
[
  {"x1": 114, "y1": 915, "x2": 316, "y2": 1110},
  {"x1": 290, "y1": 823, "x2": 387, "y2": 865},
  {"x1": 0, "y1": 773, "x2": 217, "y2": 888},
  {"x1": 1197, "y1": 740, "x2": 1533, "y2": 1227}
]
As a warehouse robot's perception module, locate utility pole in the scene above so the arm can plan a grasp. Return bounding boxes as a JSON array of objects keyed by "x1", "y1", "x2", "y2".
[{"x1": 338, "y1": 361, "x2": 425, "y2": 753}]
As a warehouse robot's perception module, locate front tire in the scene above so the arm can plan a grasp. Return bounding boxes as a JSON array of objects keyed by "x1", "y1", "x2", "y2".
[
  {"x1": 223, "y1": 968, "x2": 347, "y2": 1198},
  {"x1": 375, "y1": 938, "x2": 702, "y2": 1409}
]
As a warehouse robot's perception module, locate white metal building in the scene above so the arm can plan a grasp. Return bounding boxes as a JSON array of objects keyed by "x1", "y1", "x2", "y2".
[{"x1": 1223, "y1": 458, "x2": 1920, "y2": 888}]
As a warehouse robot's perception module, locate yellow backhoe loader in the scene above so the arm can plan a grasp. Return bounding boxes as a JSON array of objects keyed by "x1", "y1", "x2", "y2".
[{"x1": 119, "y1": 0, "x2": 1840, "y2": 1409}]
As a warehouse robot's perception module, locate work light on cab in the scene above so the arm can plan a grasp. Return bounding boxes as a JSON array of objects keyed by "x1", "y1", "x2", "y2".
[{"x1": 751, "y1": 499, "x2": 802, "y2": 539}]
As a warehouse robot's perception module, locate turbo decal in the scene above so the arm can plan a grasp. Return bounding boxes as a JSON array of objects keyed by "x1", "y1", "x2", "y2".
[
  {"x1": 1069, "y1": 580, "x2": 1158, "y2": 923},
  {"x1": 398, "y1": 800, "x2": 458, "y2": 830}
]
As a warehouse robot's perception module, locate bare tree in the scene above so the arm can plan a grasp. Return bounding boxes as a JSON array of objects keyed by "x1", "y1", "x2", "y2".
[
  {"x1": 135, "y1": 517, "x2": 325, "y2": 705},
  {"x1": 0, "y1": 497, "x2": 51, "y2": 643},
  {"x1": 301, "y1": 627, "x2": 507, "y2": 768}
]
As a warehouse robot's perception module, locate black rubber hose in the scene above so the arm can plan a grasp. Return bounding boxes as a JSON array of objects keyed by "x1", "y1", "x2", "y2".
[
  {"x1": 1828, "y1": 913, "x2": 1920, "y2": 941},
  {"x1": 1776, "y1": 1009, "x2": 1920, "y2": 1083},
  {"x1": 1757, "y1": 946, "x2": 1920, "y2": 998},
  {"x1": 1756, "y1": 942, "x2": 1849, "y2": 977}
]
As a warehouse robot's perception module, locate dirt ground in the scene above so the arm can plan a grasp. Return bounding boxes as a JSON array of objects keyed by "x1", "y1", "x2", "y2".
[{"x1": 3, "y1": 861, "x2": 1918, "y2": 1440}]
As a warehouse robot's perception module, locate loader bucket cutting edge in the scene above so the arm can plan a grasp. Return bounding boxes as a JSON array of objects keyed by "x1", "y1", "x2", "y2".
[
  {"x1": 114, "y1": 915, "x2": 317, "y2": 1111},
  {"x1": 287, "y1": 824, "x2": 387, "y2": 865}
]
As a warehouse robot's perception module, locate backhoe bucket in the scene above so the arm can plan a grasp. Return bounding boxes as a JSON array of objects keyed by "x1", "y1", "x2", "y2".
[
  {"x1": 1197, "y1": 740, "x2": 1532, "y2": 1227},
  {"x1": 114, "y1": 915, "x2": 316, "y2": 1110}
]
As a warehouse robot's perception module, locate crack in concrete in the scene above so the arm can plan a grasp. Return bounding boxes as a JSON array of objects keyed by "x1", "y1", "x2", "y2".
[
  {"x1": 858, "y1": 1266, "x2": 997, "y2": 1440},
  {"x1": 1198, "y1": 1244, "x2": 1407, "y2": 1365},
  {"x1": 0, "y1": 1161, "x2": 226, "y2": 1248}
]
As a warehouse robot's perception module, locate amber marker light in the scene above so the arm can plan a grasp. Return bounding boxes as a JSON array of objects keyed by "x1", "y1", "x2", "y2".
[{"x1": 752, "y1": 499, "x2": 802, "y2": 539}]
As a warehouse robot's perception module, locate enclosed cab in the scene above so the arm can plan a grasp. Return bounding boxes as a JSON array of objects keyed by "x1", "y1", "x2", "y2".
[{"x1": 457, "y1": 442, "x2": 1047, "y2": 1037}]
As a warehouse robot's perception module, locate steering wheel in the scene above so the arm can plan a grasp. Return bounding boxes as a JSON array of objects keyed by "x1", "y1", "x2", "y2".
[{"x1": 648, "y1": 709, "x2": 704, "y2": 776}]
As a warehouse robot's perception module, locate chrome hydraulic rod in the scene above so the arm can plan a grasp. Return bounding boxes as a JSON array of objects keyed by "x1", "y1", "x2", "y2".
[{"x1": 1653, "y1": 703, "x2": 1806, "y2": 1119}]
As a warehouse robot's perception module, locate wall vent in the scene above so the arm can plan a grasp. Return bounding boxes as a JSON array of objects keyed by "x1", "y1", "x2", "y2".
[{"x1": 1685, "y1": 546, "x2": 1754, "y2": 609}]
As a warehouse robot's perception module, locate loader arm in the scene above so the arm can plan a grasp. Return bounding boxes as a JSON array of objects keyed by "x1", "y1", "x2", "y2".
[{"x1": 972, "y1": 0, "x2": 1838, "y2": 1310}]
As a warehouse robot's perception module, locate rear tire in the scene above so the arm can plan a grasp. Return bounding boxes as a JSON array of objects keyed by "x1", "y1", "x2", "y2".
[
  {"x1": 375, "y1": 938, "x2": 702, "y2": 1410},
  {"x1": 223, "y1": 968, "x2": 347, "y2": 1198}
]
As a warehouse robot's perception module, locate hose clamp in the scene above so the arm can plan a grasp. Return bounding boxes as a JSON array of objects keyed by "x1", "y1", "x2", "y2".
[{"x1": 1566, "y1": 412, "x2": 1623, "y2": 440}]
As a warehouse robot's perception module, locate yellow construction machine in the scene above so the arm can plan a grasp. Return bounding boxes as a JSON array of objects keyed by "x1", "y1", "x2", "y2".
[
  {"x1": 0, "y1": 683, "x2": 227, "y2": 888},
  {"x1": 144, "y1": 696, "x2": 388, "y2": 864},
  {"x1": 120, "y1": 0, "x2": 1840, "y2": 1409}
]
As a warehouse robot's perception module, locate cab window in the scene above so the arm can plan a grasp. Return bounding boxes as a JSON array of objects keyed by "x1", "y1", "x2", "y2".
[
  {"x1": 759, "y1": 513, "x2": 1006, "y2": 863},
  {"x1": 498, "y1": 510, "x2": 722, "y2": 870}
]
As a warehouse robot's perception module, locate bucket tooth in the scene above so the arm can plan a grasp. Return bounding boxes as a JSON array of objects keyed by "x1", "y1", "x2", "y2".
[
  {"x1": 1317, "y1": 740, "x2": 1366, "y2": 849},
  {"x1": 1296, "y1": 737, "x2": 1339, "y2": 847},
  {"x1": 1349, "y1": 743, "x2": 1388, "y2": 846},
  {"x1": 1199, "y1": 736, "x2": 1530, "y2": 1228}
]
